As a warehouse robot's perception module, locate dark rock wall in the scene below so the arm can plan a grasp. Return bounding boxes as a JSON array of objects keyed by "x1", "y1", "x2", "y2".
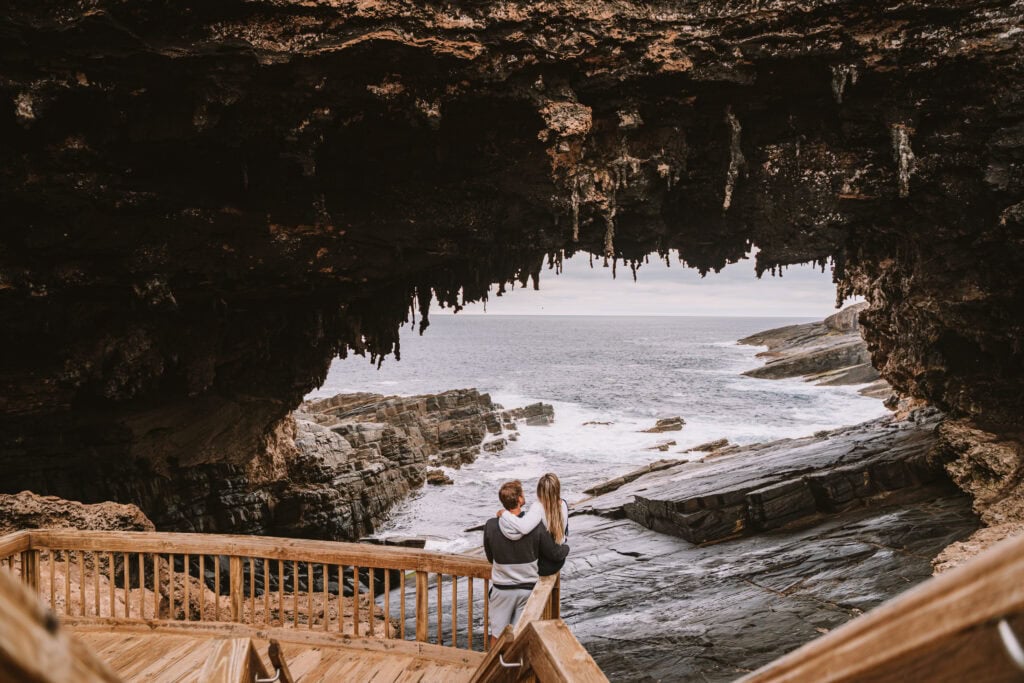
[{"x1": 0, "y1": 2, "x2": 1021, "y2": 509}]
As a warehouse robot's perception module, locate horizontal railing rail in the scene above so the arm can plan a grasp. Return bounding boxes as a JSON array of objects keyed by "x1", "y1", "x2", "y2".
[{"x1": 0, "y1": 529, "x2": 501, "y2": 654}]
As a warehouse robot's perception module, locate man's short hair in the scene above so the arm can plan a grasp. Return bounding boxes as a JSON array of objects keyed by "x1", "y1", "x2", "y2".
[{"x1": 499, "y1": 480, "x2": 523, "y2": 511}]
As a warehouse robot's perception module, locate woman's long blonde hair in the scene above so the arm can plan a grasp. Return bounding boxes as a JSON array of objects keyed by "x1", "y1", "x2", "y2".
[{"x1": 537, "y1": 473, "x2": 565, "y2": 543}]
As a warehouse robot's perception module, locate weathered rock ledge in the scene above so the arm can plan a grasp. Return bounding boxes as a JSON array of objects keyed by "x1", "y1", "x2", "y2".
[
  {"x1": 578, "y1": 410, "x2": 948, "y2": 545},
  {"x1": 564, "y1": 409, "x2": 980, "y2": 679},
  {"x1": 0, "y1": 490, "x2": 154, "y2": 535}
]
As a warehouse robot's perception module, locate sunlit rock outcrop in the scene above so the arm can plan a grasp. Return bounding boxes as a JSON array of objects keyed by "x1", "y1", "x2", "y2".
[{"x1": 0, "y1": 1, "x2": 1021, "y2": 525}]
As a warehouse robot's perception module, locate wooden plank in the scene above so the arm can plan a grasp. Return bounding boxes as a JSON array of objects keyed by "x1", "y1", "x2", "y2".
[
  {"x1": 740, "y1": 532, "x2": 1024, "y2": 683},
  {"x1": 214, "y1": 555, "x2": 220, "y2": 622},
  {"x1": 292, "y1": 560, "x2": 299, "y2": 628},
  {"x1": 250, "y1": 557, "x2": 256, "y2": 624},
  {"x1": 123, "y1": 552, "x2": 131, "y2": 622},
  {"x1": 169, "y1": 554, "x2": 175, "y2": 620},
  {"x1": 184, "y1": 553, "x2": 191, "y2": 622},
  {"x1": 549, "y1": 574, "x2": 560, "y2": 620},
  {"x1": 107, "y1": 553, "x2": 114, "y2": 618},
  {"x1": 79, "y1": 551, "x2": 86, "y2": 617},
  {"x1": 521, "y1": 620, "x2": 609, "y2": 683},
  {"x1": 323, "y1": 563, "x2": 330, "y2": 632},
  {"x1": 199, "y1": 555, "x2": 205, "y2": 622},
  {"x1": 93, "y1": 553, "x2": 100, "y2": 618},
  {"x1": 229, "y1": 556, "x2": 243, "y2": 622},
  {"x1": 307, "y1": 561, "x2": 314, "y2": 629},
  {"x1": 400, "y1": 571, "x2": 406, "y2": 640},
  {"x1": 278, "y1": 560, "x2": 284, "y2": 627},
  {"x1": 468, "y1": 577, "x2": 474, "y2": 651},
  {"x1": 0, "y1": 531, "x2": 30, "y2": 559},
  {"x1": 265, "y1": 559, "x2": 271, "y2": 626},
  {"x1": 513, "y1": 574, "x2": 558, "y2": 638},
  {"x1": 437, "y1": 574, "x2": 443, "y2": 646},
  {"x1": 49, "y1": 551, "x2": 56, "y2": 609},
  {"x1": 64, "y1": 618, "x2": 486, "y2": 666},
  {"x1": 452, "y1": 575, "x2": 458, "y2": 650},
  {"x1": 136, "y1": 553, "x2": 144, "y2": 619},
  {"x1": 197, "y1": 638, "x2": 269, "y2": 683},
  {"x1": 0, "y1": 568, "x2": 122, "y2": 683},
  {"x1": 25, "y1": 529, "x2": 492, "y2": 579},
  {"x1": 153, "y1": 554, "x2": 160, "y2": 620},
  {"x1": 415, "y1": 571, "x2": 428, "y2": 643},
  {"x1": 353, "y1": 566, "x2": 361, "y2": 636},
  {"x1": 368, "y1": 567, "x2": 376, "y2": 637},
  {"x1": 20, "y1": 549, "x2": 39, "y2": 591},
  {"x1": 268, "y1": 639, "x2": 297, "y2": 683},
  {"x1": 384, "y1": 568, "x2": 391, "y2": 639},
  {"x1": 483, "y1": 580, "x2": 489, "y2": 649},
  {"x1": 65, "y1": 552, "x2": 71, "y2": 617}
]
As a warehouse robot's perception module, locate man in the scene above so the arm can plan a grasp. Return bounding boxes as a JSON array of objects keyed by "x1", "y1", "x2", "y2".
[{"x1": 483, "y1": 479, "x2": 569, "y2": 648}]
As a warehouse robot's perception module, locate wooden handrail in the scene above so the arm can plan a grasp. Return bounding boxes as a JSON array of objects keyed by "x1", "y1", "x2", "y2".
[
  {"x1": 739, "y1": 532, "x2": 1024, "y2": 682},
  {"x1": 513, "y1": 574, "x2": 559, "y2": 638},
  {"x1": 0, "y1": 530, "x2": 30, "y2": 559},
  {"x1": 516, "y1": 620, "x2": 608, "y2": 683},
  {"x1": 23, "y1": 530, "x2": 491, "y2": 578}
]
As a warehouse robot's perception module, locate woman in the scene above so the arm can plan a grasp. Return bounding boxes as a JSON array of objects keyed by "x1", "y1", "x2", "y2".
[{"x1": 498, "y1": 473, "x2": 569, "y2": 576}]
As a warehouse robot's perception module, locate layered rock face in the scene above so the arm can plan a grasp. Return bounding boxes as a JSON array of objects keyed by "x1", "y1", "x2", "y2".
[
  {"x1": 278, "y1": 389, "x2": 509, "y2": 539},
  {"x1": 739, "y1": 302, "x2": 888, "y2": 397},
  {"x1": 0, "y1": 2, "x2": 1021, "y2": 517}
]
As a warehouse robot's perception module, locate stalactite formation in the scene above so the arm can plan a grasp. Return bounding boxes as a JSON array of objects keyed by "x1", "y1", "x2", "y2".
[{"x1": 0, "y1": 0, "x2": 1020, "y2": 516}]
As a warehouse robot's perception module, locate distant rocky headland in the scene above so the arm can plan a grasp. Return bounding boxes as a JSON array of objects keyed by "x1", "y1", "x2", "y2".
[{"x1": 738, "y1": 302, "x2": 890, "y2": 399}]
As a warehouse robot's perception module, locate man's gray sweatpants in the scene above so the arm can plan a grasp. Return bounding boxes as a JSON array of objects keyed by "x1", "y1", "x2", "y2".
[{"x1": 489, "y1": 586, "x2": 533, "y2": 637}]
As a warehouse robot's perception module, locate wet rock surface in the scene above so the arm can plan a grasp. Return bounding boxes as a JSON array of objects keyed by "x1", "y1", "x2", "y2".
[
  {"x1": 579, "y1": 411, "x2": 946, "y2": 544},
  {"x1": 562, "y1": 489, "x2": 977, "y2": 682},
  {"x1": 643, "y1": 417, "x2": 685, "y2": 433}
]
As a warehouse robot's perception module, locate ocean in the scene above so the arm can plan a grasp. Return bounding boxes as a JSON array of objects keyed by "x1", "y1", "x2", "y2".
[{"x1": 307, "y1": 314, "x2": 889, "y2": 553}]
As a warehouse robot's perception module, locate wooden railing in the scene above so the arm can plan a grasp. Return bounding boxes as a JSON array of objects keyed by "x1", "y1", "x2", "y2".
[{"x1": 0, "y1": 529, "x2": 497, "y2": 653}]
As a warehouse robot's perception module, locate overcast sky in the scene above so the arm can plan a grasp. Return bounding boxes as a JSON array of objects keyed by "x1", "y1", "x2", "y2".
[{"x1": 447, "y1": 251, "x2": 853, "y2": 317}]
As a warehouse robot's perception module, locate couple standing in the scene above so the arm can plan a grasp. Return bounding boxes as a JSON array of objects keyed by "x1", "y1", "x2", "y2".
[{"x1": 482, "y1": 473, "x2": 569, "y2": 647}]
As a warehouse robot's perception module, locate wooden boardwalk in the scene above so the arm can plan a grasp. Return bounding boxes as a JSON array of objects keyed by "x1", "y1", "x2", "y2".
[
  {"x1": 74, "y1": 630, "x2": 479, "y2": 682},
  {"x1": 0, "y1": 529, "x2": 607, "y2": 683}
]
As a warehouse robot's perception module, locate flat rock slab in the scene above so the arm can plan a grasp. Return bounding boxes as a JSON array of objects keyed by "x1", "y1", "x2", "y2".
[
  {"x1": 577, "y1": 411, "x2": 945, "y2": 544},
  {"x1": 562, "y1": 488, "x2": 978, "y2": 682}
]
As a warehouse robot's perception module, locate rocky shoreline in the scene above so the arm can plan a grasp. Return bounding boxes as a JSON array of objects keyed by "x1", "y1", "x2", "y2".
[
  {"x1": 738, "y1": 303, "x2": 891, "y2": 399},
  {"x1": 551, "y1": 309, "x2": 989, "y2": 680}
]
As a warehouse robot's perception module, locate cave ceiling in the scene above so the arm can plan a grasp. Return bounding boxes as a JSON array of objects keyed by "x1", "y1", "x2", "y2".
[{"x1": 0, "y1": 1, "x2": 1021, "y2": 494}]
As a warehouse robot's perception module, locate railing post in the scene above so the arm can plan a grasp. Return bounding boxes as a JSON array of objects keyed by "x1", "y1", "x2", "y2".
[
  {"x1": 229, "y1": 556, "x2": 243, "y2": 622},
  {"x1": 415, "y1": 570, "x2": 429, "y2": 642},
  {"x1": 549, "y1": 573, "x2": 560, "y2": 620},
  {"x1": 20, "y1": 549, "x2": 39, "y2": 591}
]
